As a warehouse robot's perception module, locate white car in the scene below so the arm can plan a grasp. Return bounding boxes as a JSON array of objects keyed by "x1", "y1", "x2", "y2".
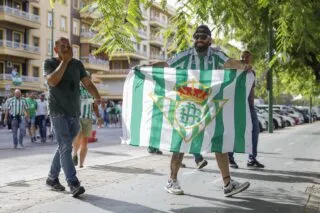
[
  {"x1": 256, "y1": 108, "x2": 283, "y2": 129},
  {"x1": 257, "y1": 115, "x2": 267, "y2": 132},
  {"x1": 273, "y1": 110, "x2": 296, "y2": 127}
]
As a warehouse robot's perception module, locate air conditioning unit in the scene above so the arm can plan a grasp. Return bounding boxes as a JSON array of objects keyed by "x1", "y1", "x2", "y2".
[{"x1": 6, "y1": 61, "x2": 12, "y2": 68}]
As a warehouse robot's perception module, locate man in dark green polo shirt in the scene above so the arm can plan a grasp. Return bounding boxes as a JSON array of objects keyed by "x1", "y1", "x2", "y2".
[{"x1": 43, "y1": 36, "x2": 101, "y2": 197}]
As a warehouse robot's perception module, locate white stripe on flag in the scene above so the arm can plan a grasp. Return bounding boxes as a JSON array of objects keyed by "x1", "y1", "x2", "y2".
[
  {"x1": 139, "y1": 67, "x2": 155, "y2": 147},
  {"x1": 122, "y1": 70, "x2": 135, "y2": 142},
  {"x1": 245, "y1": 72, "x2": 254, "y2": 153},
  {"x1": 159, "y1": 68, "x2": 177, "y2": 151},
  {"x1": 221, "y1": 71, "x2": 241, "y2": 153},
  {"x1": 201, "y1": 70, "x2": 225, "y2": 153}
]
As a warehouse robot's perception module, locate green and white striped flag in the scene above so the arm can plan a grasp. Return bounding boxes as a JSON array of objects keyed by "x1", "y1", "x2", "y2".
[{"x1": 122, "y1": 67, "x2": 255, "y2": 154}]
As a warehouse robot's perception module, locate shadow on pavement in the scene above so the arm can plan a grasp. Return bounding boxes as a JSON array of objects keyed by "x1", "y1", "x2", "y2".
[
  {"x1": 294, "y1": 157, "x2": 320, "y2": 162},
  {"x1": 79, "y1": 194, "x2": 167, "y2": 213},
  {"x1": 90, "y1": 150, "x2": 131, "y2": 156},
  {"x1": 257, "y1": 168, "x2": 320, "y2": 180},
  {"x1": 201, "y1": 168, "x2": 319, "y2": 184},
  {"x1": 89, "y1": 165, "x2": 164, "y2": 176},
  {"x1": 258, "y1": 151, "x2": 281, "y2": 155},
  {"x1": 174, "y1": 194, "x2": 303, "y2": 213}
]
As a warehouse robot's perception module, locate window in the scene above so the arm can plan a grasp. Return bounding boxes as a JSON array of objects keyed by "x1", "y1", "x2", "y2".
[
  {"x1": 32, "y1": 66, "x2": 39, "y2": 77},
  {"x1": 143, "y1": 45, "x2": 147, "y2": 52},
  {"x1": 72, "y1": 19, "x2": 80, "y2": 35},
  {"x1": 47, "y1": 39, "x2": 52, "y2": 55},
  {"x1": 32, "y1": 7, "x2": 39, "y2": 15},
  {"x1": 33, "y1": 36, "x2": 39, "y2": 47},
  {"x1": 81, "y1": 25, "x2": 86, "y2": 33},
  {"x1": 13, "y1": 63, "x2": 22, "y2": 75},
  {"x1": 0, "y1": 29, "x2": 4, "y2": 41},
  {"x1": 47, "y1": 11, "x2": 53, "y2": 27},
  {"x1": 73, "y1": 0, "x2": 79, "y2": 9},
  {"x1": 13, "y1": 1, "x2": 22, "y2": 10},
  {"x1": 72, "y1": 45, "x2": 79, "y2": 59},
  {"x1": 0, "y1": 62, "x2": 4, "y2": 74},
  {"x1": 60, "y1": 16, "x2": 67, "y2": 31},
  {"x1": 13, "y1": 32, "x2": 22, "y2": 48}
]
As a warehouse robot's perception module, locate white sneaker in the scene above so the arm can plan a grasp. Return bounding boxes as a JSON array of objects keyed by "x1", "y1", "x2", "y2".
[
  {"x1": 164, "y1": 179, "x2": 184, "y2": 195},
  {"x1": 224, "y1": 179, "x2": 250, "y2": 197}
]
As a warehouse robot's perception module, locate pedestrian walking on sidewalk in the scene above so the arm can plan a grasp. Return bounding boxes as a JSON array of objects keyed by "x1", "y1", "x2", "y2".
[
  {"x1": 26, "y1": 92, "x2": 38, "y2": 143},
  {"x1": 73, "y1": 79, "x2": 102, "y2": 168},
  {"x1": 228, "y1": 51, "x2": 265, "y2": 169},
  {"x1": 43, "y1": 37, "x2": 101, "y2": 197},
  {"x1": 162, "y1": 25, "x2": 250, "y2": 196},
  {"x1": 4, "y1": 89, "x2": 29, "y2": 149},
  {"x1": 36, "y1": 94, "x2": 48, "y2": 143}
]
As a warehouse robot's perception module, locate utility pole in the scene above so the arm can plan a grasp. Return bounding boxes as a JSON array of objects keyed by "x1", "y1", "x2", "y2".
[
  {"x1": 51, "y1": 8, "x2": 54, "y2": 57},
  {"x1": 310, "y1": 95, "x2": 313, "y2": 123},
  {"x1": 267, "y1": 9, "x2": 274, "y2": 133}
]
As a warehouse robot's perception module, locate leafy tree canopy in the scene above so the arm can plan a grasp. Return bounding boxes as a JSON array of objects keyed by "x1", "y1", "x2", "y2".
[{"x1": 51, "y1": 0, "x2": 320, "y2": 98}]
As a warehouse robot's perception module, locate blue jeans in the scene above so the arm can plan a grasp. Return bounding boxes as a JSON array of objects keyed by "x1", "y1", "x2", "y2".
[
  {"x1": 36, "y1": 115, "x2": 47, "y2": 139},
  {"x1": 11, "y1": 116, "x2": 26, "y2": 146},
  {"x1": 228, "y1": 107, "x2": 260, "y2": 161},
  {"x1": 48, "y1": 116, "x2": 80, "y2": 185}
]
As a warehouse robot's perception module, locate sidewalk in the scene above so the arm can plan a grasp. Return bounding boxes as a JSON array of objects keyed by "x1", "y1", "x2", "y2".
[{"x1": 0, "y1": 122, "x2": 320, "y2": 212}]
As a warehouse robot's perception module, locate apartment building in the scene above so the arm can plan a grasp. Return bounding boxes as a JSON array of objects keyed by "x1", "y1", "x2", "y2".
[
  {"x1": 0, "y1": 0, "x2": 70, "y2": 98},
  {"x1": 0, "y1": 0, "x2": 175, "y2": 101},
  {"x1": 78, "y1": 1, "x2": 175, "y2": 101}
]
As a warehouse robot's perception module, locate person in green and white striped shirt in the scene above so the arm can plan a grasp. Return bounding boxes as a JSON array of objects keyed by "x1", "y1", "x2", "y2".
[
  {"x1": 72, "y1": 83, "x2": 102, "y2": 168},
  {"x1": 162, "y1": 25, "x2": 250, "y2": 197},
  {"x1": 4, "y1": 89, "x2": 29, "y2": 149}
]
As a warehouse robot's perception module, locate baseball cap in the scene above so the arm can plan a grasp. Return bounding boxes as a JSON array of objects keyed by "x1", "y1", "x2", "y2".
[{"x1": 193, "y1": 25, "x2": 211, "y2": 37}]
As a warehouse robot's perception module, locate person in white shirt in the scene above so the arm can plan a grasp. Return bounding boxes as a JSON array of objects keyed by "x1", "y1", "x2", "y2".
[{"x1": 36, "y1": 94, "x2": 48, "y2": 143}]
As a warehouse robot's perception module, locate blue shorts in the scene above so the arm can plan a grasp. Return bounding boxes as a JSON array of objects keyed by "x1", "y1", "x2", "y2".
[{"x1": 27, "y1": 116, "x2": 36, "y2": 127}]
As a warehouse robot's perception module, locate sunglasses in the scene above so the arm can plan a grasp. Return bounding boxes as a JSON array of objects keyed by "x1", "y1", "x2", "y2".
[{"x1": 193, "y1": 34, "x2": 209, "y2": 40}]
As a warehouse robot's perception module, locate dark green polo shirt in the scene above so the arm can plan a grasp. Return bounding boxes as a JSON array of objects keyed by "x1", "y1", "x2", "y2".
[{"x1": 43, "y1": 58, "x2": 88, "y2": 117}]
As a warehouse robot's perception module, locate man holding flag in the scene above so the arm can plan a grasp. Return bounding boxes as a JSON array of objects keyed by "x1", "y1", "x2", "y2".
[
  {"x1": 123, "y1": 25, "x2": 253, "y2": 197},
  {"x1": 164, "y1": 25, "x2": 251, "y2": 196}
]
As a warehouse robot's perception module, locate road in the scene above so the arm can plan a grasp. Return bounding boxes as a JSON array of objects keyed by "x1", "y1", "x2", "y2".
[{"x1": 0, "y1": 123, "x2": 319, "y2": 213}]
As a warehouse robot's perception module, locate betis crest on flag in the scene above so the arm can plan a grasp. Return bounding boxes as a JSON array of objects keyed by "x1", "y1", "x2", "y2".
[{"x1": 122, "y1": 67, "x2": 255, "y2": 154}]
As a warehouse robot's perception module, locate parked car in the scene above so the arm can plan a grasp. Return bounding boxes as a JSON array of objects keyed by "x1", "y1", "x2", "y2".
[
  {"x1": 273, "y1": 109, "x2": 296, "y2": 127},
  {"x1": 257, "y1": 115, "x2": 267, "y2": 132},
  {"x1": 256, "y1": 107, "x2": 283, "y2": 129}
]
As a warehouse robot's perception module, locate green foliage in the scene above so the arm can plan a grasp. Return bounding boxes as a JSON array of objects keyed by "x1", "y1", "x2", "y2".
[{"x1": 85, "y1": 0, "x2": 320, "y2": 99}]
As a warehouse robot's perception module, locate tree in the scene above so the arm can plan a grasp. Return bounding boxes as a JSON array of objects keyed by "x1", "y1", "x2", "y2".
[{"x1": 78, "y1": 1, "x2": 320, "y2": 97}]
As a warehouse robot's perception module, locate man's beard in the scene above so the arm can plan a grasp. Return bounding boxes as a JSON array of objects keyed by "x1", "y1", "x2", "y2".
[{"x1": 195, "y1": 44, "x2": 209, "y2": 55}]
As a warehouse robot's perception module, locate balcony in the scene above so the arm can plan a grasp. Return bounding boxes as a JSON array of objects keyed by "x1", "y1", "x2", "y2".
[
  {"x1": 138, "y1": 29, "x2": 148, "y2": 39},
  {"x1": 81, "y1": 55, "x2": 109, "y2": 72},
  {"x1": 0, "y1": 40, "x2": 40, "y2": 60},
  {"x1": 149, "y1": 34, "x2": 164, "y2": 47},
  {"x1": 0, "y1": 74, "x2": 42, "y2": 91},
  {"x1": 95, "y1": 69, "x2": 130, "y2": 79},
  {"x1": 80, "y1": 31, "x2": 101, "y2": 45},
  {"x1": 111, "y1": 49, "x2": 148, "y2": 60},
  {"x1": 150, "y1": 54, "x2": 165, "y2": 61},
  {"x1": 149, "y1": 15, "x2": 167, "y2": 28},
  {"x1": 0, "y1": 6, "x2": 40, "y2": 29},
  {"x1": 95, "y1": 82, "x2": 109, "y2": 95}
]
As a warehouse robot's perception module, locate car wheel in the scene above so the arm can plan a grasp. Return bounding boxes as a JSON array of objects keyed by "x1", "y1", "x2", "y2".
[
  {"x1": 273, "y1": 120, "x2": 278, "y2": 129},
  {"x1": 285, "y1": 121, "x2": 291, "y2": 127}
]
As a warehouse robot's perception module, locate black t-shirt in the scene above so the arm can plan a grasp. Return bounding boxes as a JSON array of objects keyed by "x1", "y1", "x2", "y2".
[{"x1": 43, "y1": 58, "x2": 88, "y2": 116}]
